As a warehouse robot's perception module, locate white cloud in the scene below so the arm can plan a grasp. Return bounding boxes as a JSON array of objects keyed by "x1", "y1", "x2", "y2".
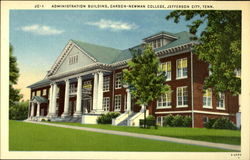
[
  {"x1": 20, "y1": 24, "x2": 64, "y2": 35},
  {"x1": 86, "y1": 19, "x2": 138, "y2": 31}
]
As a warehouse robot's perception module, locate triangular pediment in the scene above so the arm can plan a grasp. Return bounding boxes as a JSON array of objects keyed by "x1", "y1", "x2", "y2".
[{"x1": 48, "y1": 40, "x2": 97, "y2": 76}]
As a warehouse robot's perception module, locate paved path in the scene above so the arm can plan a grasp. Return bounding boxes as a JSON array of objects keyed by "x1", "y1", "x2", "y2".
[{"x1": 24, "y1": 121, "x2": 240, "y2": 151}]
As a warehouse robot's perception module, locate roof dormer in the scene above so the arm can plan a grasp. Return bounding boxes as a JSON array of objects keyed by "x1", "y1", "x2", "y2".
[{"x1": 143, "y1": 31, "x2": 178, "y2": 49}]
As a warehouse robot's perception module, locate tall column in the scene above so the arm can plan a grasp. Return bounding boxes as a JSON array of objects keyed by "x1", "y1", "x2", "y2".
[
  {"x1": 92, "y1": 73, "x2": 98, "y2": 111},
  {"x1": 47, "y1": 84, "x2": 53, "y2": 117},
  {"x1": 31, "y1": 102, "x2": 35, "y2": 117},
  {"x1": 97, "y1": 72, "x2": 103, "y2": 111},
  {"x1": 74, "y1": 76, "x2": 82, "y2": 117},
  {"x1": 126, "y1": 89, "x2": 131, "y2": 111},
  {"x1": 62, "y1": 79, "x2": 70, "y2": 117},
  {"x1": 36, "y1": 103, "x2": 40, "y2": 117},
  {"x1": 51, "y1": 83, "x2": 57, "y2": 117}
]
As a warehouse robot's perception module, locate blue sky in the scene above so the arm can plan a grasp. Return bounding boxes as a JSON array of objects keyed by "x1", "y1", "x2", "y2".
[{"x1": 10, "y1": 10, "x2": 195, "y2": 100}]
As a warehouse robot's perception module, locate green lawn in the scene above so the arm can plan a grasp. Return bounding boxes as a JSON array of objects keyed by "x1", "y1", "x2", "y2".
[
  {"x1": 48, "y1": 122, "x2": 241, "y2": 145},
  {"x1": 10, "y1": 120, "x2": 234, "y2": 151}
]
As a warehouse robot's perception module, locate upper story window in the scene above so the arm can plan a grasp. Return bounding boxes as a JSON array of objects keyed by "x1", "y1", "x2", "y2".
[
  {"x1": 42, "y1": 89, "x2": 47, "y2": 96},
  {"x1": 114, "y1": 95, "x2": 122, "y2": 111},
  {"x1": 32, "y1": 91, "x2": 35, "y2": 98},
  {"x1": 69, "y1": 54, "x2": 78, "y2": 65},
  {"x1": 161, "y1": 61, "x2": 171, "y2": 81},
  {"x1": 217, "y1": 92, "x2": 225, "y2": 110},
  {"x1": 176, "y1": 58, "x2": 188, "y2": 79},
  {"x1": 37, "y1": 90, "x2": 41, "y2": 96},
  {"x1": 157, "y1": 91, "x2": 172, "y2": 108},
  {"x1": 83, "y1": 81, "x2": 92, "y2": 94},
  {"x1": 203, "y1": 88, "x2": 212, "y2": 108},
  {"x1": 103, "y1": 76, "x2": 110, "y2": 92},
  {"x1": 177, "y1": 86, "x2": 188, "y2": 107},
  {"x1": 115, "y1": 72, "x2": 122, "y2": 89},
  {"x1": 69, "y1": 83, "x2": 77, "y2": 94},
  {"x1": 103, "y1": 97, "x2": 110, "y2": 111}
]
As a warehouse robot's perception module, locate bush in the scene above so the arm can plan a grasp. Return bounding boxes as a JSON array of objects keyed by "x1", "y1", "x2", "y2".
[
  {"x1": 172, "y1": 115, "x2": 184, "y2": 127},
  {"x1": 163, "y1": 114, "x2": 174, "y2": 127},
  {"x1": 9, "y1": 101, "x2": 29, "y2": 120},
  {"x1": 139, "y1": 115, "x2": 157, "y2": 129},
  {"x1": 212, "y1": 117, "x2": 237, "y2": 130},
  {"x1": 41, "y1": 119, "x2": 46, "y2": 122},
  {"x1": 183, "y1": 116, "x2": 192, "y2": 127},
  {"x1": 97, "y1": 112, "x2": 120, "y2": 124},
  {"x1": 204, "y1": 118, "x2": 217, "y2": 129}
]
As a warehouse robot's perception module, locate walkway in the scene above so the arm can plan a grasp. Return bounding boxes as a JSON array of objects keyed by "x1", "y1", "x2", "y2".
[{"x1": 25, "y1": 121, "x2": 240, "y2": 151}]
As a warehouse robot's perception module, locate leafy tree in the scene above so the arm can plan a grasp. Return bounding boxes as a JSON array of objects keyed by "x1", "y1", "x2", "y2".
[
  {"x1": 166, "y1": 11, "x2": 241, "y2": 95},
  {"x1": 9, "y1": 44, "x2": 22, "y2": 108},
  {"x1": 123, "y1": 45, "x2": 170, "y2": 128},
  {"x1": 9, "y1": 101, "x2": 29, "y2": 120}
]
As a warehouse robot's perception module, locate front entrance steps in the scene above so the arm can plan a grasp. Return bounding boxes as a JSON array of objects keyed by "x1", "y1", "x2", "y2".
[{"x1": 112, "y1": 110, "x2": 148, "y2": 127}]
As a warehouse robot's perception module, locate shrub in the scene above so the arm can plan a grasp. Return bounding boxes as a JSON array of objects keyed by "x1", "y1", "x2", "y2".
[
  {"x1": 139, "y1": 115, "x2": 157, "y2": 129},
  {"x1": 212, "y1": 117, "x2": 237, "y2": 130},
  {"x1": 163, "y1": 114, "x2": 174, "y2": 127},
  {"x1": 9, "y1": 101, "x2": 29, "y2": 120},
  {"x1": 41, "y1": 119, "x2": 46, "y2": 122},
  {"x1": 97, "y1": 112, "x2": 120, "y2": 124},
  {"x1": 204, "y1": 118, "x2": 217, "y2": 129},
  {"x1": 183, "y1": 116, "x2": 192, "y2": 127},
  {"x1": 172, "y1": 115, "x2": 184, "y2": 127}
]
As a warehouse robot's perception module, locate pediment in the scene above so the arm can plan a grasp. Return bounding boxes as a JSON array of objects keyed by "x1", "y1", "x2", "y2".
[{"x1": 48, "y1": 41, "x2": 96, "y2": 76}]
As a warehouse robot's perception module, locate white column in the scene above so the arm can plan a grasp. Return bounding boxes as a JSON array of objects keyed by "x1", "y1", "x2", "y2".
[
  {"x1": 92, "y1": 73, "x2": 98, "y2": 111},
  {"x1": 47, "y1": 84, "x2": 53, "y2": 117},
  {"x1": 62, "y1": 79, "x2": 70, "y2": 117},
  {"x1": 31, "y1": 102, "x2": 35, "y2": 117},
  {"x1": 126, "y1": 89, "x2": 131, "y2": 112},
  {"x1": 51, "y1": 83, "x2": 57, "y2": 117},
  {"x1": 97, "y1": 72, "x2": 103, "y2": 111},
  {"x1": 36, "y1": 103, "x2": 40, "y2": 117},
  {"x1": 74, "y1": 76, "x2": 82, "y2": 117}
]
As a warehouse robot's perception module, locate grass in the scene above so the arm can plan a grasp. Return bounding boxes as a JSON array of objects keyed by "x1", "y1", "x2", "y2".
[
  {"x1": 48, "y1": 122, "x2": 241, "y2": 145},
  {"x1": 9, "y1": 120, "x2": 235, "y2": 152}
]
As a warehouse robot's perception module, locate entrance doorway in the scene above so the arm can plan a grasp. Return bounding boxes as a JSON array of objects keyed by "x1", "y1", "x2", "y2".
[{"x1": 82, "y1": 97, "x2": 92, "y2": 113}]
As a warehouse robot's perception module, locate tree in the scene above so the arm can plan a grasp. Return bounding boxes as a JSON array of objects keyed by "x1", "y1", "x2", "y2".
[
  {"x1": 123, "y1": 45, "x2": 170, "y2": 128},
  {"x1": 9, "y1": 44, "x2": 22, "y2": 109},
  {"x1": 166, "y1": 11, "x2": 241, "y2": 95},
  {"x1": 9, "y1": 100, "x2": 29, "y2": 120}
]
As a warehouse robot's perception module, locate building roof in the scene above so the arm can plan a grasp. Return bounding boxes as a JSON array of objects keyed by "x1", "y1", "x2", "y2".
[
  {"x1": 72, "y1": 40, "x2": 122, "y2": 64},
  {"x1": 28, "y1": 31, "x2": 195, "y2": 89},
  {"x1": 27, "y1": 79, "x2": 51, "y2": 88},
  {"x1": 31, "y1": 96, "x2": 48, "y2": 103},
  {"x1": 143, "y1": 31, "x2": 178, "y2": 40}
]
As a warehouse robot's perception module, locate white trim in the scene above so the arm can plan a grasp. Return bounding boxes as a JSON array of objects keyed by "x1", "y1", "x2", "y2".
[
  {"x1": 191, "y1": 51, "x2": 194, "y2": 128},
  {"x1": 216, "y1": 107, "x2": 226, "y2": 110},
  {"x1": 155, "y1": 110, "x2": 230, "y2": 116},
  {"x1": 176, "y1": 58, "x2": 188, "y2": 79},
  {"x1": 194, "y1": 110, "x2": 229, "y2": 116},
  {"x1": 155, "y1": 110, "x2": 192, "y2": 114},
  {"x1": 176, "y1": 86, "x2": 188, "y2": 108}
]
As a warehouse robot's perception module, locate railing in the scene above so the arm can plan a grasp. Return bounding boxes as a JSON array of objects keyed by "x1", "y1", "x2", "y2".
[
  {"x1": 112, "y1": 111, "x2": 131, "y2": 126},
  {"x1": 127, "y1": 109, "x2": 149, "y2": 127}
]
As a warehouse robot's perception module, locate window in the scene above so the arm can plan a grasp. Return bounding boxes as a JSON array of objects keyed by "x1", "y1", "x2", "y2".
[
  {"x1": 42, "y1": 89, "x2": 47, "y2": 96},
  {"x1": 203, "y1": 88, "x2": 212, "y2": 108},
  {"x1": 157, "y1": 92, "x2": 172, "y2": 108},
  {"x1": 69, "y1": 54, "x2": 78, "y2": 65},
  {"x1": 157, "y1": 39, "x2": 161, "y2": 48},
  {"x1": 69, "y1": 83, "x2": 77, "y2": 94},
  {"x1": 208, "y1": 64, "x2": 212, "y2": 76},
  {"x1": 115, "y1": 72, "x2": 122, "y2": 89},
  {"x1": 161, "y1": 61, "x2": 171, "y2": 81},
  {"x1": 114, "y1": 95, "x2": 122, "y2": 111},
  {"x1": 32, "y1": 91, "x2": 35, "y2": 97},
  {"x1": 56, "y1": 87, "x2": 60, "y2": 97},
  {"x1": 153, "y1": 40, "x2": 157, "y2": 48},
  {"x1": 177, "y1": 86, "x2": 188, "y2": 107},
  {"x1": 176, "y1": 58, "x2": 188, "y2": 79},
  {"x1": 37, "y1": 90, "x2": 41, "y2": 96},
  {"x1": 103, "y1": 76, "x2": 110, "y2": 92},
  {"x1": 217, "y1": 93, "x2": 225, "y2": 110},
  {"x1": 103, "y1": 97, "x2": 110, "y2": 111},
  {"x1": 82, "y1": 81, "x2": 92, "y2": 94}
]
